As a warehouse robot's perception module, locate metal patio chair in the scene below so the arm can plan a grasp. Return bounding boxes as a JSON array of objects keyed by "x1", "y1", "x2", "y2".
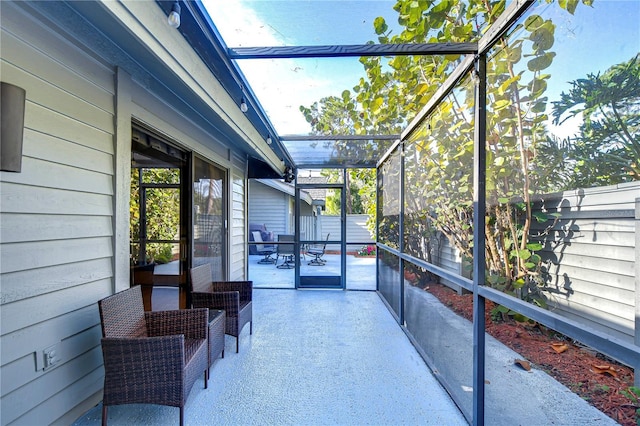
[
  {"x1": 189, "y1": 263, "x2": 253, "y2": 353},
  {"x1": 252, "y1": 230, "x2": 276, "y2": 264},
  {"x1": 276, "y1": 234, "x2": 296, "y2": 269},
  {"x1": 98, "y1": 285, "x2": 208, "y2": 426},
  {"x1": 307, "y1": 233, "x2": 330, "y2": 266}
]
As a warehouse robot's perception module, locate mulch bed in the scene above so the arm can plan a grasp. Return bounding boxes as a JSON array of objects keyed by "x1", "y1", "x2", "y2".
[{"x1": 423, "y1": 282, "x2": 638, "y2": 426}]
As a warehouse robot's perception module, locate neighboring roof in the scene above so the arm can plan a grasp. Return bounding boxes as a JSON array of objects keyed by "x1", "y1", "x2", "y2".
[
  {"x1": 255, "y1": 179, "x2": 313, "y2": 206},
  {"x1": 296, "y1": 176, "x2": 328, "y2": 203}
]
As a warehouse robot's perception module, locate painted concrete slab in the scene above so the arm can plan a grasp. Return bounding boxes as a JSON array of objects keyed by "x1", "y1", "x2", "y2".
[
  {"x1": 249, "y1": 254, "x2": 377, "y2": 291},
  {"x1": 74, "y1": 289, "x2": 465, "y2": 425}
]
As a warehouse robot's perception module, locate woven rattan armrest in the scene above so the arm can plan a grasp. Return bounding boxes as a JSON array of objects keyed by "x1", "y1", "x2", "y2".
[
  {"x1": 211, "y1": 281, "x2": 252, "y2": 302},
  {"x1": 145, "y1": 308, "x2": 208, "y2": 340},
  {"x1": 192, "y1": 291, "x2": 240, "y2": 317}
]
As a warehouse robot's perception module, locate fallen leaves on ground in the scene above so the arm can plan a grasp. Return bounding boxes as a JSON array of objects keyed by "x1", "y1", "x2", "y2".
[
  {"x1": 515, "y1": 359, "x2": 532, "y2": 371},
  {"x1": 591, "y1": 364, "x2": 618, "y2": 377},
  {"x1": 551, "y1": 342, "x2": 569, "y2": 353}
]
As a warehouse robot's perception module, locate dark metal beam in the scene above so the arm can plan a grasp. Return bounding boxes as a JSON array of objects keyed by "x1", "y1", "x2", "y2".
[
  {"x1": 292, "y1": 162, "x2": 379, "y2": 169},
  {"x1": 472, "y1": 54, "x2": 487, "y2": 426},
  {"x1": 229, "y1": 42, "x2": 478, "y2": 59},
  {"x1": 478, "y1": 0, "x2": 534, "y2": 54},
  {"x1": 400, "y1": 55, "x2": 475, "y2": 143}
]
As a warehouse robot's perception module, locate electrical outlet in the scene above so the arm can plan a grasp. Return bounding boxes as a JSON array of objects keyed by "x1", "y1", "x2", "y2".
[
  {"x1": 35, "y1": 343, "x2": 61, "y2": 371},
  {"x1": 43, "y1": 345, "x2": 59, "y2": 369}
]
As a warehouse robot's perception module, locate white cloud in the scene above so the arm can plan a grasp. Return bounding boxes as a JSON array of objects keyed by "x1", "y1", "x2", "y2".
[{"x1": 203, "y1": 0, "x2": 365, "y2": 135}]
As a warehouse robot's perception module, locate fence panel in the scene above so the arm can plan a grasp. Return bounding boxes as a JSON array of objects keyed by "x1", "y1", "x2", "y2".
[{"x1": 532, "y1": 182, "x2": 639, "y2": 342}]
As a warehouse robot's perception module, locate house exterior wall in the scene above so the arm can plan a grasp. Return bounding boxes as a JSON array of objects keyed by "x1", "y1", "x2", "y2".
[
  {"x1": 0, "y1": 2, "x2": 255, "y2": 424},
  {"x1": 248, "y1": 180, "x2": 316, "y2": 239},
  {"x1": 230, "y1": 152, "x2": 247, "y2": 281},
  {"x1": 249, "y1": 180, "x2": 288, "y2": 235},
  {"x1": 1, "y1": 3, "x2": 116, "y2": 424},
  {"x1": 434, "y1": 237, "x2": 469, "y2": 292}
]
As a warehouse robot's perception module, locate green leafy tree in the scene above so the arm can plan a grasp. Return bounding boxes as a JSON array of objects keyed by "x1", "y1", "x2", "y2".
[
  {"x1": 552, "y1": 54, "x2": 640, "y2": 187},
  {"x1": 302, "y1": 0, "x2": 595, "y2": 299},
  {"x1": 130, "y1": 168, "x2": 180, "y2": 264},
  {"x1": 358, "y1": 0, "x2": 561, "y2": 294}
]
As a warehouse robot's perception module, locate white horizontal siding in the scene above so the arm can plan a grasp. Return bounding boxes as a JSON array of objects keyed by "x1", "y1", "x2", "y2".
[
  {"x1": 0, "y1": 156, "x2": 113, "y2": 194},
  {"x1": 547, "y1": 305, "x2": 633, "y2": 343},
  {"x1": 1, "y1": 326, "x2": 101, "y2": 396},
  {"x1": 23, "y1": 102, "x2": 114, "y2": 154},
  {"x1": 531, "y1": 226, "x2": 634, "y2": 249},
  {"x1": 1, "y1": 237, "x2": 113, "y2": 274},
  {"x1": 346, "y1": 214, "x2": 375, "y2": 243},
  {"x1": 230, "y1": 154, "x2": 247, "y2": 281},
  {"x1": 249, "y1": 181, "x2": 288, "y2": 234},
  {"x1": 1, "y1": 258, "x2": 113, "y2": 304},
  {"x1": 1, "y1": 278, "x2": 112, "y2": 335},
  {"x1": 1, "y1": 60, "x2": 114, "y2": 133},
  {"x1": 0, "y1": 183, "x2": 113, "y2": 215},
  {"x1": 533, "y1": 182, "x2": 639, "y2": 210},
  {"x1": 435, "y1": 238, "x2": 467, "y2": 292},
  {"x1": 21, "y1": 129, "x2": 114, "y2": 174},
  {"x1": 0, "y1": 214, "x2": 112, "y2": 244},
  {"x1": 0, "y1": 5, "x2": 115, "y2": 96},
  {"x1": 15, "y1": 364, "x2": 103, "y2": 426},
  {"x1": 0, "y1": 3, "x2": 115, "y2": 425},
  {"x1": 1, "y1": 346, "x2": 103, "y2": 425},
  {"x1": 318, "y1": 216, "x2": 340, "y2": 251}
]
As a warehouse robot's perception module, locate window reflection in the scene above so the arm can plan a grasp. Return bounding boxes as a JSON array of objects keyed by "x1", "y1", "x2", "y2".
[{"x1": 193, "y1": 157, "x2": 226, "y2": 281}]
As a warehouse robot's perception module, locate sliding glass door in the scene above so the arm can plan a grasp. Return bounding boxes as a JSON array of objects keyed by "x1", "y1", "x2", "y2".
[
  {"x1": 130, "y1": 127, "x2": 188, "y2": 310},
  {"x1": 129, "y1": 129, "x2": 229, "y2": 310},
  {"x1": 193, "y1": 156, "x2": 226, "y2": 282}
]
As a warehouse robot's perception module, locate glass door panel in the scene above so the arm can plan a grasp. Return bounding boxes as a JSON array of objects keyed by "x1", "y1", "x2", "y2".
[
  {"x1": 247, "y1": 179, "x2": 297, "y2": 289},
  {"x1": 130, "y1": 129, "x2": 187, "y2": 311},
  {"x1": 193, "y1": 157, "x2": 226, "y2": 282}
]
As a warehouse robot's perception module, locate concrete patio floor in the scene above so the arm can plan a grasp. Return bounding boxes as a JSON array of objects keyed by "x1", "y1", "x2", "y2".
[
  {"x1": 249, "y1": 254, "x2": 377, "y2": 290},
  {"x1": 74, "y1": 289, "x2": 466, "y2": 425}
]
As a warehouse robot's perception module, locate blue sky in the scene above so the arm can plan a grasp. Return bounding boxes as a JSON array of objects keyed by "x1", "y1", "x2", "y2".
[
  {"x1": 204, "y1": 1, "x2": 402, "y2": 134},
  {"x1": 204, "y1": 0, "x2": 640, "y2": 137},
  {"x1": 209, "y1": 1, "x2": 402, "y2": 46},
  {"x1": 534, "y1": 0, "x2": 639, "y2": 138}
]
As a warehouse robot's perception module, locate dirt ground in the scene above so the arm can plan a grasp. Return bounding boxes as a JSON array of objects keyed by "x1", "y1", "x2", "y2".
[{"x1": 423, "y1": 282, "x2": 638, "y2": 426}]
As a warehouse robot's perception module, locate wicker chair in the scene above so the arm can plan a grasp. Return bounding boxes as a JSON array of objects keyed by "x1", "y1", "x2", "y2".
[
  {"x1": 190, "y1": 263, "x2": 253, "y2": 353},
  {"x1": 98, "y1": 286, "x2": 209, "y2": 426}
]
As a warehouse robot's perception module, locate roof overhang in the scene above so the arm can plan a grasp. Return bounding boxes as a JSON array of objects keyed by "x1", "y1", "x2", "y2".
[{"x1": 33, "y1": 0, "x2": 289, "y2": 175}]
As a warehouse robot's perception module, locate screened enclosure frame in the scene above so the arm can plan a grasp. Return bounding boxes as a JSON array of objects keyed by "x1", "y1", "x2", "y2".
[
  {"x1": 194, "y1": 0, "x2": 639, "y2": 423},
  {"x1": 374, "y1": 1, "x2": 640, "y2": 425}
]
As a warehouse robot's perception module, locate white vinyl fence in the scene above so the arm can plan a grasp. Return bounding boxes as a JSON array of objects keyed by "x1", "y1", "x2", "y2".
[
  {"x1": 435, "y1": 182, "x2": 638, "y2": 343},
  {"x1": 317, "y1": 214, "x2": 375, "y2": 252},
  {"x1": 532, "y1": 182, "x2": 638, "y2": 343}
]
